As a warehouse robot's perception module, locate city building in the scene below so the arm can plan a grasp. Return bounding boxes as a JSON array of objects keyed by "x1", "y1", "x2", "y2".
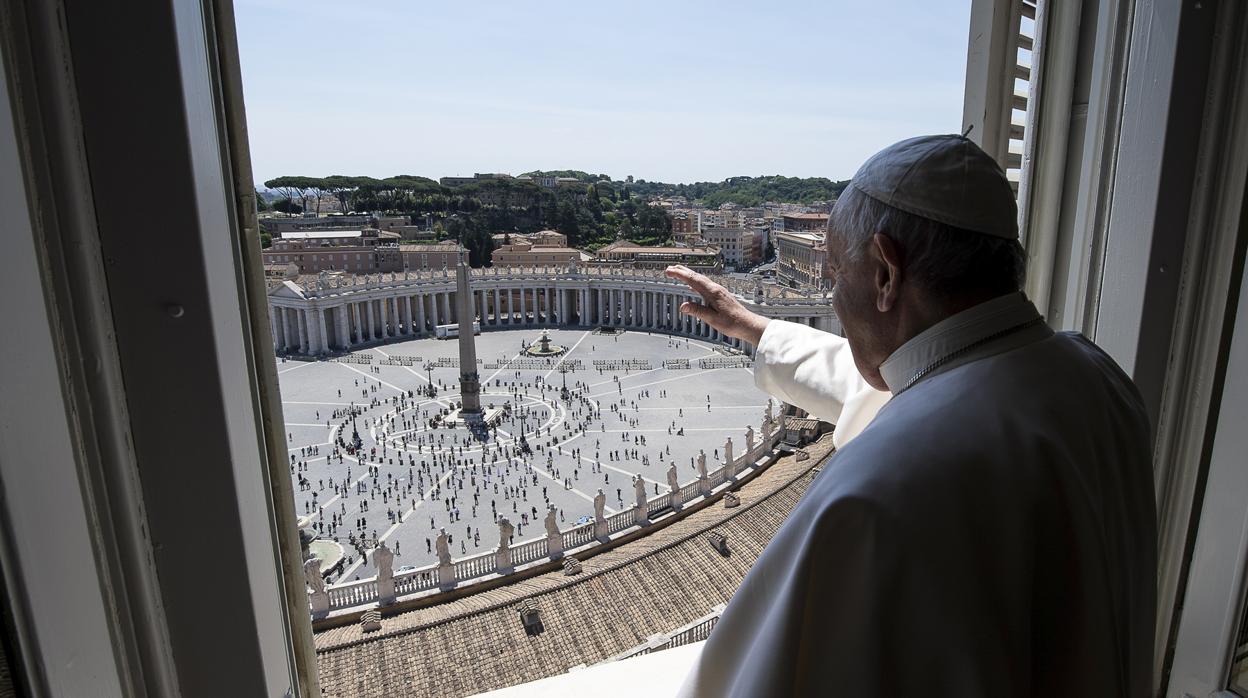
[
  {"x1": 699, "y1": 209, "x2": 744, "y2": 230},
  {"x1": 438, "y1": 173, "x2": 515, "y2": 187},
  {"x1": 671, "y1": 212, "x2": 696, "y2": 244},
  {"x1": 594, "y1": 241, "x2": 723, "y2": 272},
  {"x1": 775, "y1": 231, "x2": 827, "y2": 289},
  {"x1": 395, "y1": 225, "x2": 438, "y2": 241},
  {"x1": 489, "y1": 230, "x2": 585, "y2": 267},
  {"x1": 699, "y1": 227, "x2": 763, "y2": 269},
  {"x1": 261, "y1": 229, "x2": 403, "y2": 274},
  {"x1": 491, "y1": 241, "x2": 590, "y2": 267},
  {"x1": 259, "y1": 213, "x2": 373, "y2": 234},
  {"x1": 399, "y1": 242, "x2": 467, "y2": 271},
  {"x1": 780, "y1": 212, "x2": 829, "y2": 233}
]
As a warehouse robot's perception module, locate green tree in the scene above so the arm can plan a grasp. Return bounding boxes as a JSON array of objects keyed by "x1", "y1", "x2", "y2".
[{"x1": 272, "y1": 198, "x2": 302, "y2": 214}]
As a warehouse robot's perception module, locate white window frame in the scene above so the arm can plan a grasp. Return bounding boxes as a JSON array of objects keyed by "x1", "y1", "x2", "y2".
[
  {"x1": 967, "y1": 0, "x2": 1248, "y2": 694},
  {"x1": 0, "y1": 0, "x2": 320, "y2": 694}
]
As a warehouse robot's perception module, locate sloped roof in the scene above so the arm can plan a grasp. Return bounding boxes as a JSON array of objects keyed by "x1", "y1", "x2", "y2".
[
  {"x1": 313, "y1": 436, "x2": 834, "y2": 697},
  {"x1": 267, "y1": 280, "x2": 308, "y2": 299}
]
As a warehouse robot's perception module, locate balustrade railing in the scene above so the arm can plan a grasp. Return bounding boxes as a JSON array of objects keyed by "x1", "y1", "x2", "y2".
[
  {"x1": 607, "y1": 510, "x2": 634, "y2": 534},
  {"x1": 601, "y1": 604, "x2": 726, "y2": 663},
  {"x1": 647, "y1": 493, "x2": 671, "y2": 514},
  {"x1": 288, "y1": 263, "x2": 830, "y2": 306},
  {"x1": 311, "y1": 417, "x2": 787, "y2": 616},
  {"x1": 327, "y1": 579, "x2": 377, "y2": 611},
  {"x1": 677, "y1": 482, "x2": 702, "y2": 502},
  {"x1": 454, "y1": 552, "x2": 497, "y2": 580},
  {"x1": 511, "y1": 538, "x2": 548, "y2": 566},
  {"x1": 563, "y1": 522, "x2": 595, "y2": 549}
]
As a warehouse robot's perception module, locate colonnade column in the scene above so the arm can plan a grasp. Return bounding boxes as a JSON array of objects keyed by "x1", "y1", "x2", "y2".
[
  {"x1": 296, "y1": 309, "x2": 309, "y2": 353},
  {"x1": 304, "y1": 309, "x2": 316, "y2": 354},
  {"x1": 269, "y1": 306, "x2": 280, "y2": 351},
  {"x1": 277, "y1": 307, "x2": 289, "y2": 351},
  {"x1": 314, "y1": 307, "x2": 326, "y2": 352},
  {"x1": 335, "y1": 305, "x2": 348, "y2": 349}
]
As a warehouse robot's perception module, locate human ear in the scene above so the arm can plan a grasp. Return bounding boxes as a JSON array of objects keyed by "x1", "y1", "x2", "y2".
[{"x1": 872, "y1": 233, "x2": 903, "y2": 312}]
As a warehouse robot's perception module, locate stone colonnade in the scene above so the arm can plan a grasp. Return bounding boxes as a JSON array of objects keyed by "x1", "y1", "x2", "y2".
[{"x1": 269, "y1": 267, "x2": 839, "y2": 357}]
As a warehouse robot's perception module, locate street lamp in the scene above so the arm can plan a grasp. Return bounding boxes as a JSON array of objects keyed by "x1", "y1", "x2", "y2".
[{"x1": 423, "y1": 361, "x2": 436, "y2": 398}]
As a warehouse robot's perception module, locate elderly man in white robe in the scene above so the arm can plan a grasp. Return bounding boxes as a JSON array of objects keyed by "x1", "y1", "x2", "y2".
[{"x1": 666, "y1": 134, "x2": 1155, "y2": 697}]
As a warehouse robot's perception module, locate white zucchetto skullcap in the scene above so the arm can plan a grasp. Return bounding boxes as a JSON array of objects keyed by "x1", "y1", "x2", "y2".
[{"x1": 848, "y1": 134, "x2": 1019, "y2": 240}]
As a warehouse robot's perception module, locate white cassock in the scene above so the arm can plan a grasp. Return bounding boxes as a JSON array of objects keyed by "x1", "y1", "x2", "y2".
[{"x1": 679, "y1": 292, "x2": 1156, "y2": 697}]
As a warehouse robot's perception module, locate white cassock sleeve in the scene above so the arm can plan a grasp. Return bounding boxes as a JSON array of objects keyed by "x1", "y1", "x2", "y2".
[{"x1": 753, "y1": 320, "x2": 890, "y2": 448}]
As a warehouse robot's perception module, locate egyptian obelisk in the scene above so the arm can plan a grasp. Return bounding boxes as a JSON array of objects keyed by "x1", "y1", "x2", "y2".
[{"x1": 455, "y1": 252, "x2": 482, "y2": 416}]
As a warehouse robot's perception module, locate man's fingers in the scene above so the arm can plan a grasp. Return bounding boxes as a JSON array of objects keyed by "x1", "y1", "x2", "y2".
[
  {"x1": 665, "y1": 265, "x2": 720, "y2": 300},
  {"x1": 679, "y1": 300, "x2": 715, "y2": 322}
]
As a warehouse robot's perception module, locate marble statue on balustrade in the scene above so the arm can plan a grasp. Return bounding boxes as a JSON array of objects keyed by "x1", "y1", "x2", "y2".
[
  {"x1": 593, "y1": 488, "x2": 609, "y2": 540},
  {"x1": 544, "y1": 506, "x2": 563, "y2": 558},
  {"x1": 435, "y1": 528, "x2": 452, "y2": 567},
  {"x1": 724, "y1": 437, "x2": 735, "y2": 477},
  {"x1": 745, "y1": 425, "x2": 755, "y2": 450},
  {"x1": 697, "y1": 449, "x2": 711, "y2": 496},
  {"x1": 633, "y1": 474, "x2": 649, "y2": 525},
  {"x1": 667, "y1": 463, "x2": 680, "y2": 508},
  {"x1": 373, "y1": 543, "x2": 394, "y2": 580},
  {"x1": 496, "y1": 517, "x2": 515, "y2": 571},
  {"x1": 305, "y1": 556, "x2": 329, "y2": 616},
  {"x1": 304, "y1": 557, "x2": 325, "y2": 595},
  {"x1": 373, "y1": 543, "x2": 395, "y2": 605},
  {"x1": 594, "y1": 488, "x2": 606, "y2": 520}
]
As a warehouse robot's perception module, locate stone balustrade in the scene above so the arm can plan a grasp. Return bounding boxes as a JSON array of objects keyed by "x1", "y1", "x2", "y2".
[
  {"x1": 600, "y1": 603, "x2": 728, "y2": 663},
  {"x1": 308, "y1": 412, "x2": 787, "y2": 618}
]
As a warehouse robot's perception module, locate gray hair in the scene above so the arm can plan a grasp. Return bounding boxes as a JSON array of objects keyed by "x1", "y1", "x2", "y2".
[{"x1": 829, "y1": 185, "x2": 1027, "y2": 297}]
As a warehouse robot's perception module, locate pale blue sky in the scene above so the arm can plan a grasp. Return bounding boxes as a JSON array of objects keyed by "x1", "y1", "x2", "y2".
[{"x1": 235, "y1": 0, "x2": 971, "y2": 185}]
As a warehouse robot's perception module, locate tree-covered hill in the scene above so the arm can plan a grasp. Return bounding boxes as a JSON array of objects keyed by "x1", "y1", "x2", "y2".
[
  {"x1": 260, "y1": 174, "x2": 670, "y2": 265},
  {"x1": 626, "y1": 175, "x2": 850, "y2": 207}
]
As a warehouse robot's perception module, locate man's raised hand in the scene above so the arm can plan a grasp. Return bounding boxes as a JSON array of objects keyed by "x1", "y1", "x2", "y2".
[{"x1": 664, "y1": 265, "x2": 770, "y2": 346}]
